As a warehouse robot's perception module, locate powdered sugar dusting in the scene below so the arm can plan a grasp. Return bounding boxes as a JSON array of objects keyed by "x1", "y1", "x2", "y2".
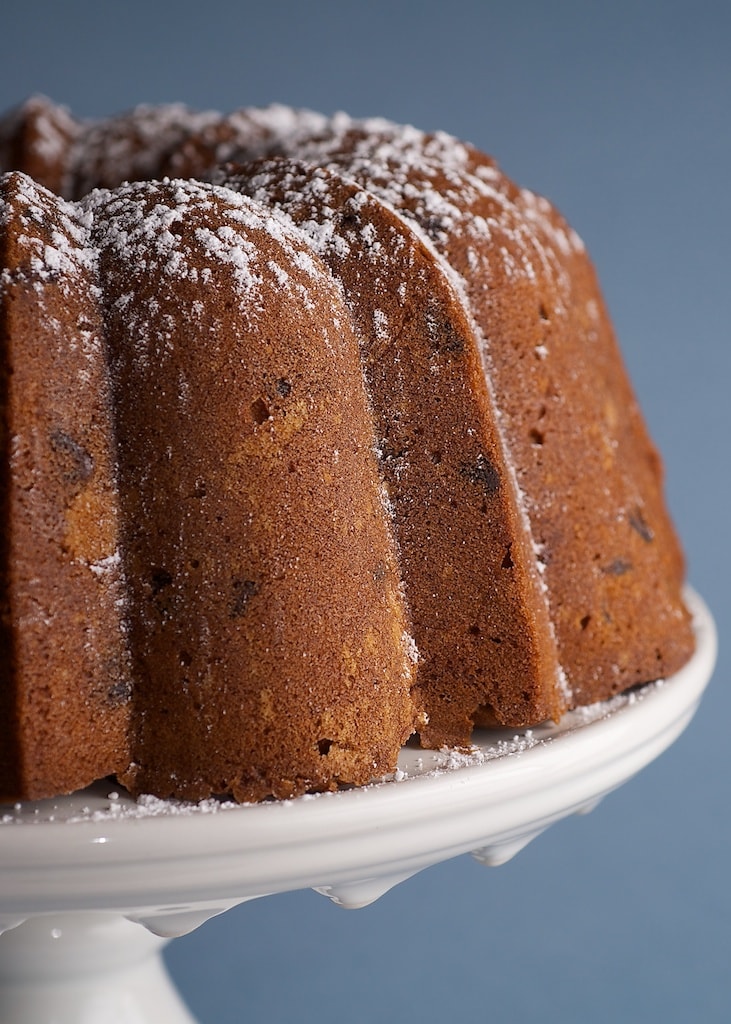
[
  {"x1": 79, "y1": 177, "x2": 333, "y2": 335},
  {"x1": 0, "y1": 676, "x2": 667, "y2": 825},
  {"x1": 1, "y1": 174, "x2": 96, "y2": 288}
]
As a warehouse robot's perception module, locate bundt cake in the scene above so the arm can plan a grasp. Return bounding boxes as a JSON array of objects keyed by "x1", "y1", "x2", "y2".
[{"x1": 0, "y1": 97, "x2": 695, "y2": 803}]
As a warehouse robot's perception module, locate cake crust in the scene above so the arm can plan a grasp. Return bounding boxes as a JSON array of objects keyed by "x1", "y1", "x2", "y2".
[{"x1": 0, "y1": 98, "x2": 695, "y2": 803}]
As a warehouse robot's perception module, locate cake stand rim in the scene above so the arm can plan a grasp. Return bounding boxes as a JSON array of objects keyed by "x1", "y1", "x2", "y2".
[{"x1": 0, "y1": 586, "x2": 715, "y2": 918}]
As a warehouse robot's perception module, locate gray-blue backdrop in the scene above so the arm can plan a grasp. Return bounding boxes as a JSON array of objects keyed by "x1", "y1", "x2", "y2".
[{"x1": 1, "y1": 2, "x2": 728, "y2": 1021}]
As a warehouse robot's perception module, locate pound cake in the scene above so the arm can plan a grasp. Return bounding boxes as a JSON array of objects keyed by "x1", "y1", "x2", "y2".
[{"x1": 0, "y1": 97, "x2": 695, "y2": 802}]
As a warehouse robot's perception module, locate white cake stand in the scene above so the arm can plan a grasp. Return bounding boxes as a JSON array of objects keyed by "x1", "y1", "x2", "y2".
[{"x1": 0, "y1": 588, "x2": 716, "y2": 1024}]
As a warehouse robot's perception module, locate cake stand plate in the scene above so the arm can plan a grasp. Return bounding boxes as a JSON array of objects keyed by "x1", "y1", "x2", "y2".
[{"x1": 0, "y1": 588, "x2": 716, "y2": 1024}]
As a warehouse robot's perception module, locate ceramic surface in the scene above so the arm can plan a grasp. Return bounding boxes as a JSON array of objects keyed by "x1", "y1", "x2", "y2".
[{"x1": 0, "y1": 588, "x2": 716, "y2": 1023}]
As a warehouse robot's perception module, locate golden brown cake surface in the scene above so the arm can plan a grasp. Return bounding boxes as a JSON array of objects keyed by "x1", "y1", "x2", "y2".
[
  {"x1": 267, "y1": 122, "x2": 693, "y2": 709},
  {"x1": 224, "y1": 158, "x2": 564, "y2": 744},
  {"x1": 0, "y1": 98, "x2": 695, "y2": 802}
]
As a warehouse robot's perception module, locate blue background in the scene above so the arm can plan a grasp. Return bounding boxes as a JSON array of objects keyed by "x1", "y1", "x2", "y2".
[{"x1": 1, "y1": 1, "x2": 729, "y2": 1020}]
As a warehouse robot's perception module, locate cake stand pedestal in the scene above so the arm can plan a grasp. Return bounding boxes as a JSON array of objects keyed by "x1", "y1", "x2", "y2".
[{"x1": 0, "y1": 590, "x2": 716, "y2": 1024}]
